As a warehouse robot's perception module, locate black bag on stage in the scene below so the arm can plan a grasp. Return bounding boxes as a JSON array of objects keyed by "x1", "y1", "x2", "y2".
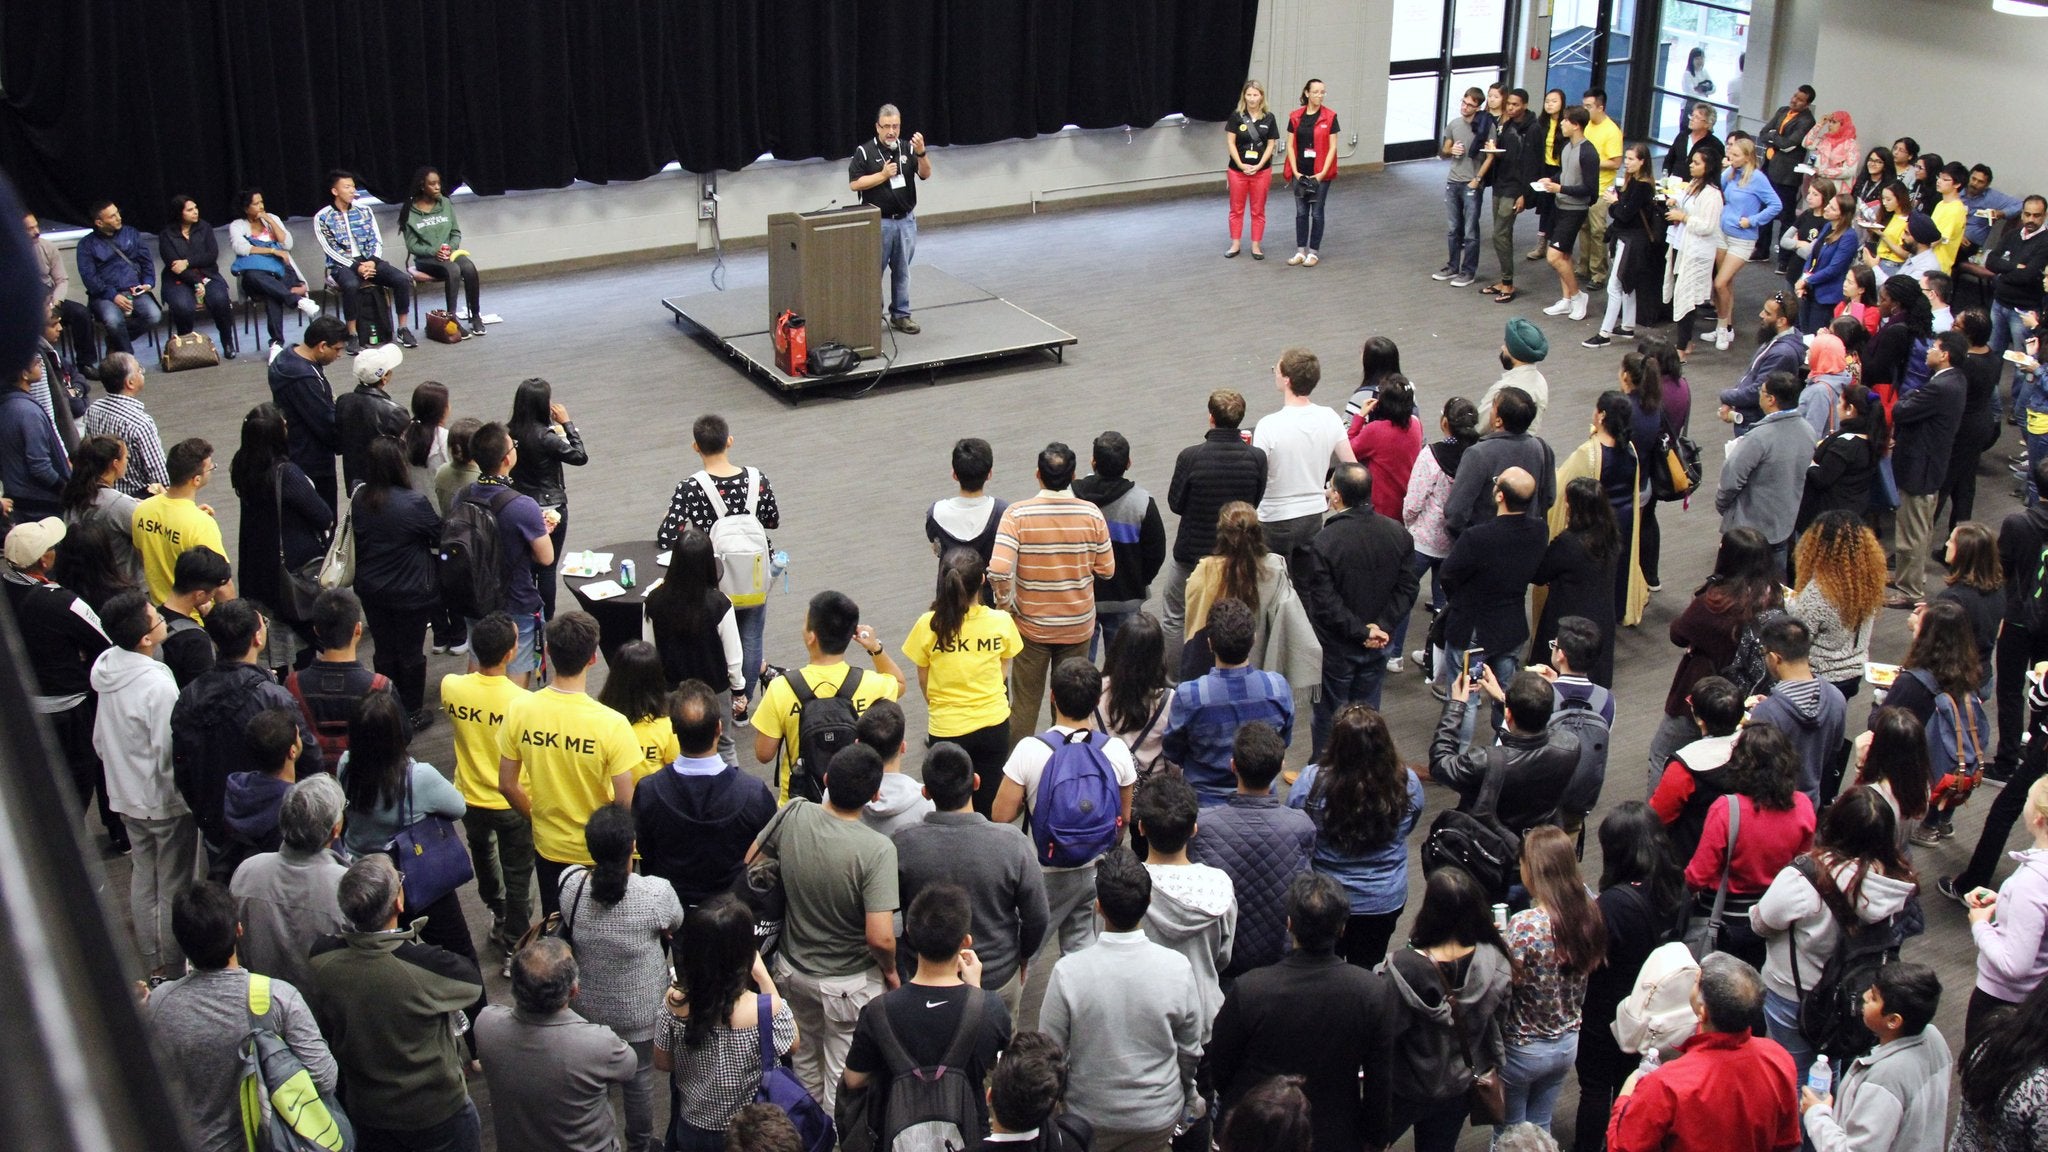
[{"x1": 807, "y1": 343, "x2": 859, "y2": 376}]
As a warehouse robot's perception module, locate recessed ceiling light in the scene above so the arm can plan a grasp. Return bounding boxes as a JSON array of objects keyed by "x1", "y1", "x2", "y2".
[{"x1": 1994, "y1": 0, "x2": 2048, "y2": 15}]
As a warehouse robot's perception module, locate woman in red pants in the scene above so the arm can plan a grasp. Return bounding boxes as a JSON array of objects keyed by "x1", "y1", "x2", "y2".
[{"x1": 1224, "y1": 80, "x2": 1279, "y2": 260}]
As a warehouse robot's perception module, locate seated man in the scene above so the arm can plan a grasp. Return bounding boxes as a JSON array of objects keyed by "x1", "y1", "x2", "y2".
[
  {"x1": 1161, "y1": 597, "x2": 1293, "y2": 808},
  {"x1": 75, "y1": 200, "x2": 163, "y2": 355},
  {"x1": 313, "y1": 170, "x2": 417, "y2": 353},
  {"x1": 1428, "y1": 665, "x2": 1578, "y2": 836}
]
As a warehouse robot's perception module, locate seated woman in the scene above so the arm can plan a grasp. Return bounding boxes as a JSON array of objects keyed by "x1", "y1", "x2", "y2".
[
  {"x1": 401, "y1": 167, "x2": 485, "y2": 336},
  {"x1": 158, "y1": 195, "x2": 238, "y2": 358},
  {"x1": 227, "y1": 188, "x2": 321, "y2": 354}
]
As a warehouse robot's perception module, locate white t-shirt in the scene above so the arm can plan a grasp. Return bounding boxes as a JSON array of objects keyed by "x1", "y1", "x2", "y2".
[
  {"x1": 1252, "y1": 403, "x2": 1348, "y2": 521},
  {"x1": 1002, "y1": 723, "x2": 1138, "y2": 871}
]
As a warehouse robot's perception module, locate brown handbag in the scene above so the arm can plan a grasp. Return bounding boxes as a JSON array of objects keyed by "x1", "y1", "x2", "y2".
[
  {"x1": 161, "y1": 330, "x2": 220, "y2": 372},
  {"x1": 1432, "y1": 953, "x2": 1506, "y2": 1126},
  {"x1": 424, "y1": 309, "x2": 465, "y2": 344}
]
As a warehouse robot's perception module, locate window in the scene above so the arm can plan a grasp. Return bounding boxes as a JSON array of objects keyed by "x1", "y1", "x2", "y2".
[
  {"x1": 1384, "y1": 0, "x2": 1514, "y2": 162},
  {"x1": 1647, "y1": 0, "x2": 1751, "y2": 145}
]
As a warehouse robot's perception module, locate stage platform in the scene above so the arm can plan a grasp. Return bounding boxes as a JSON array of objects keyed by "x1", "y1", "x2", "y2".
[{"x1": 662, "y1": 267, "x2": 1075, "y2": 395}]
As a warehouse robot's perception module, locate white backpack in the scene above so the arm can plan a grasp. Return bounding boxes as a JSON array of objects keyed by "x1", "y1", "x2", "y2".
[
  {"x1": 1611, "y1": 940, "x2": 1701, "y2": 1056},
  {"x1": 694, "y1": 468, "x2": 770, "y2": 607}
]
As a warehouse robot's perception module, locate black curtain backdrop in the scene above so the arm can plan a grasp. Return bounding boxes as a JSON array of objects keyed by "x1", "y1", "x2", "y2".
[{"x1": 0, "y1": 0, "x2": 1258, "y2": 233}]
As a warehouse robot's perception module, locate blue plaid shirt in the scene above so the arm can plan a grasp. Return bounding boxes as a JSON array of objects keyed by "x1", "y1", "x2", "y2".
[{"x1": 1161, "y1": 665, "x2": 1293, "y2": 805}]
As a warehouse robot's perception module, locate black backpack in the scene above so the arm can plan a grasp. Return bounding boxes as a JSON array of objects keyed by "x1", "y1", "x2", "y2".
[
  {"x1": 2018, "y1": 536, "x2": 2048, "y2": 635},
  {"x1": 1420, "y1": 748, "x2": 1524, "y2": 902},
  {"x1": 1789, "y1": 853, "x2": 1896, "y2": 1063},
  {"x1": 842, "y1": 990, "x2": 989, "y2": 1152},
  {"x1": 438, "y1": 483, "x2": 519, "y2": 620},
  {"x1": 1722, "y1": 608, "x2": 1791, "y2": 698},
  {"x1": 787, "y1": 667, "x2": 864, "y2": 803}
]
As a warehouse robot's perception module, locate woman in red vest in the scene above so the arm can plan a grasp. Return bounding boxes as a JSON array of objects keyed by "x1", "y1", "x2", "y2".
[{"x1": 1285, "y1": 79, "x2": 1340, "y2": 267}]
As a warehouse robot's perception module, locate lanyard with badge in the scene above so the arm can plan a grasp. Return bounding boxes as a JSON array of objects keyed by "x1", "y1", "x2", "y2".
[{"x1": 1238, "y1": 115, "x2": 1265, "y2": 164}]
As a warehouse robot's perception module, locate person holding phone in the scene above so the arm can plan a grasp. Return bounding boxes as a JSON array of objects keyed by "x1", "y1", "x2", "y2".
[
  {"x1": 75, "y1": 200, "x2": 163, "y2": 356},
  {"x1": 849, "y1": 104, "x2": 933, "y2": 334}
]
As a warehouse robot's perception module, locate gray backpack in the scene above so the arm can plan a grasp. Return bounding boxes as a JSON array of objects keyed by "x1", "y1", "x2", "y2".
[{"x1": 871, "y1": 990, "x2": 989, "y2": 1152}]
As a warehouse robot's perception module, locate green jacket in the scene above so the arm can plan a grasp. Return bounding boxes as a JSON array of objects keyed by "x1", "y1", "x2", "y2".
[
  {"x1": 401, "y1": 197, "x2": 461, "y2": 259},
  {"x1": 306, "y1": 920, "x2": 482, "y2": 1127}
]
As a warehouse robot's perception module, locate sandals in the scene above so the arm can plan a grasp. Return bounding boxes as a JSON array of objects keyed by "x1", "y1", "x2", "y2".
[{"x1": 1492, "y1": 288, "x2": 1520, "y2": 304}]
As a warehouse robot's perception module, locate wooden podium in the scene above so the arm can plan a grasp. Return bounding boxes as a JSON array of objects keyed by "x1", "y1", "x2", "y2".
[{"x1": 767, "y1": 206, "x2": 882, "y2": 359}]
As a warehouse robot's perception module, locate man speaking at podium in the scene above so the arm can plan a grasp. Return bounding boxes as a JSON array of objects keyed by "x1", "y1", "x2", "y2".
[{"x1": 848, "y1": 104, "x2": 933, "y2": 334}]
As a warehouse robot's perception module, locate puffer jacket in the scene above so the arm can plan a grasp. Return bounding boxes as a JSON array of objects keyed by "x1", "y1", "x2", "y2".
[
  {"x1": 1168, "y1": 429, "x2": 1268, "y2": 565},
  {"x1": 1381, "y1": 943, "x2": 1511, "y2": 1104},
  {"x1": 1187, "y1": 794, "x2": 1315, "y2": 975}
]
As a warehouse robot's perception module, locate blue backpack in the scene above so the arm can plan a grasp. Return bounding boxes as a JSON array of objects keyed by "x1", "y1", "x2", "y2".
[{"x1": 1029, "y1": 729, "x2": 1124, "y2": 868}]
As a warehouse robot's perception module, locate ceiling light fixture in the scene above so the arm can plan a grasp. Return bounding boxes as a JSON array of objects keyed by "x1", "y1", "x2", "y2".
[{"x1": 1994, "y1": 0, "x2": 2048, "y2": 15}]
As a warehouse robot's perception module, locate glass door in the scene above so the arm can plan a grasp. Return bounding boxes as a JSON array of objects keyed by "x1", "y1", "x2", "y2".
[
  {"x1": 1641, "y1": 0, "x2": 1752, "y2": 147},
  {"x1": 1384, "y1": 0, "x2": 1513, "y2": 162}
]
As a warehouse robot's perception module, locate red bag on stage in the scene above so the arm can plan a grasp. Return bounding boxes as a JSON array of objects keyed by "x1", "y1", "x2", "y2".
[{"x1": 774, "y1": 310, "x2": 807, "y2": 377}]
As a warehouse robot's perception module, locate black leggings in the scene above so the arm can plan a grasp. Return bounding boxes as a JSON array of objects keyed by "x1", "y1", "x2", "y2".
[
  {"x1": 415, "y1": 254, "x2": 482, "y2": 317},
  {"x1": 363, "y1": 600, "x2": 433, "y2": 713},
  {"x1": 930, "y1": 721, "x2": 1011, "y2": 818},
  {"x1": 1639, "y1": 499, "x2": 1663, "y2": 585},
  {"x1": 1335, "y1": 907, "x2": 1402, "y2": 969},
  {"x1": 330, "y1": 259, "x2": 412, "y2": 333},
  {"x1": 1674, "y1": 302, "x2": 1715, "y2": 352}
]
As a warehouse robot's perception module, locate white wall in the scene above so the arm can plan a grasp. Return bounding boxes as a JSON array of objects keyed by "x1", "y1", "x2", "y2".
[{"x1": 1797, "y1": 0, "x2": 2048, "y2": 195}]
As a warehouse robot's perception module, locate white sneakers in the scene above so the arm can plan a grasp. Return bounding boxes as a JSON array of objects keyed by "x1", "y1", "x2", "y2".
[
  {"x1": 1713, "y1": 327, "x2": 1734, "y2": 351},
  {"x1": 296, "y1": 298, "x2": 322, "y2": 319},
  {"x1": 1544, "y1": 297, "x2": 1573, "y2": 316},
  {"x1": 1568, "y1": 292, "x2": 1589, "y2": 321}
]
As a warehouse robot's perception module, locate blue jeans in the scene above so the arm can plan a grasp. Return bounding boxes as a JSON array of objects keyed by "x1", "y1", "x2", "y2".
[
  {"x1": 1445, "y1": 182, "x2": 1482, "y2": 275},
  {"x1": 1312, "y1": 642, "x2": 1389, "y2": 758},
  {"x1": 1501, "y1": 1030, "x2": 1579, "y2": 1134},
  {"x1": 1456, "y1": 651, "x2": 1521, "y2": 747},
  {"x1": 880, "y1": 214, "x2": 917, "y2": 318},
  {"x1": 90, "y1": 292, "x2": 162, "y2": 354},
  {"x1": 1294, "y1": 181, "x2": 1329, "y2": 251},
  {"x1": 1763, "y1": 988, "x2": 1818, "y2": 1091},
  {"x1": 356, "y1": 1099, "x2": 480, "y2": 1152},
  {"x1": 735, "y1": 603, "x2": 767, "y2": 699},
  {"x1": 1993, "y1": 300, "x2": 2033, "y2": 418}
]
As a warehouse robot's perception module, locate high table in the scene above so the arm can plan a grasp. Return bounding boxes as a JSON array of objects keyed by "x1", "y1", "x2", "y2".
[{"x1": 560, "y1": 539, "x2": 668, "y2": 661}]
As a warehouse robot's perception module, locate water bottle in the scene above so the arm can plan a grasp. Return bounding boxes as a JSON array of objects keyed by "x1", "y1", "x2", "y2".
[
  {"x1": 619, "y1": 558, "x2": 636, "y2": 589},
  {"x1": 771, "y1": 549, "x2": 791, "y2": 592},
  {"x1": 1808, "y1": 1054, "x2": 1832, "y2": 1096},
  {"x1": 1492, "y1": 903, "x2": 1510, "y2": 934},
  {"x1": 1637, "y1": 1046, "x2": 1661, "y2": 1076}
]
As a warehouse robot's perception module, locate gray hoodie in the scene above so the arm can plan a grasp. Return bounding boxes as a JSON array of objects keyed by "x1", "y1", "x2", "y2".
[
  {"x1": 1802, "y1": 1026, "x2": 1951, "y2": 1152},
  {"x1": 1749, "y1": 857, "x2": 1916, "y2": 1004},
  {"x1": 1380, "y1": 943, "x2": 1511, "y2": 1104},
  {"x1": 1141, "y1": 862, "x2": 1238, "y2": 1041},
  {"x1": 90, "y1": 645, "x2": 185, "y2": 821},
  {"x1": 861, "y1": 771, "x2": 935, "y2": 840},
  {"x1": 1747, "y1": 677, "x2": 1847, "y2": 801},
  {"x1": 1715, "y1": 408, "x2": 1816, "y2": 546}
]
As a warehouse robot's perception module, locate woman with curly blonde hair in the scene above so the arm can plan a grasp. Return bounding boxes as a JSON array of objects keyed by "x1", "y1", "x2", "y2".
[{"x1": 1788, "y1": 510, "x2": 1887, "y2": 702}]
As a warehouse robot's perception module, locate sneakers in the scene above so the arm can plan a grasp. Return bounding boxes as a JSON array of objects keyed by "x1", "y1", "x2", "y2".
[
  {"x1": 1582, "y1": 333, "x2": 1614, "y2": 349},
  {"x1": 395, "y1": 327, "x2": 419, "y2": 349},
  {"x1": 1937, "y1": 876, "x2": 1966, "y2": 903},
  {"x1": 1407, "y1": 649, "x2": 1430, "y2": 672},
  {"x1": 1432, "y1": 266, "x2": 1457, "y2": 281},
  {"x1": 1384, "y1": 656, "x2": 1404, "y2": 673},
  {"x1": 1613, "y1": 326, "x2": 1637, "y2": 338},
  {"x1": 891, "y1": 315, "x2": 921, "y2": 334},
  {"x1": 1450, "y1": 274, "x2": 1476, "y2": 288},
  {"x1": 267, "y1": 341, "x2": 284, "y2": 364},
  {"x1": 465, "y1": 315, "x2": 487, "y2": 336},
  {"x1": 345, "y1": 335, "x2": 363, "y2": 356},
  {"x1": 434, "y1": 638, "x2": 472, "y2": 656},
  {"x1": 296, "y1": 297, "x2": 322, "y2": 320},
  {"x1": 1713, "y1": 327, "x2": 1734, "y2": 351},
  {"x1": 1568, "y1": 292, "x2": 1590, "y2": 321},
  {"x1": 1543, "y1": 297, "x2": 1574, "y2": 316},
  {"x1": 1909, "y1": 822, "x2": 1954, "y2": 848},
  {"x1": 408, "y1": 709, "x2": 437, "y2": 734}
]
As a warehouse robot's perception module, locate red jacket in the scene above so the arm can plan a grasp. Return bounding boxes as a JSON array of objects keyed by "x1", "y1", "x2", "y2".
[
  {"x1": 1285, "y1": 106, "x2": 1340, "y2": 182},
  {"x1": 1683, "y1": 792, "x2": 1816, "y2": 896},
  {"x1": 1608, "y1": 1030, "x2": 1800, "y2": 1152},
  {"x1": 1346, "y1": 415, "x2": 1423, "y2": 519}
]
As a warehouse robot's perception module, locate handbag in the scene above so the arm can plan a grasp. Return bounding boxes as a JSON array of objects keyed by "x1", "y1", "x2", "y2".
[
  {"x1": 512, "y1": 868, "x2": 589, "y2": 954},
  {"x1": 757, "y1": 993, "x2": 836, "y2": 1152},
  {"x1": 320, "y1": 482, "x2": 360, "y2": 589},
  {"x1": 1432, "y1": 957, "x2": 1505, "y2": 1126},
  {"x1": 424, "y1": 310, "x2": 465, "y2": 344},
  {"x1": 273, "y1": 465, "x2": 324, "y2": 623},
  {"x1": 1682, "y1": 794, "x2": 1742, "y2": 959},
  {"x1": 1651, "y1": 403, "x2": 1704, "y2": 504},
  {"x1": 806, "y1": 342, "x2": 859, "y2": 376},
  {"x1": 736, "y1": 801, "x2": 800, "y2": 961},
  {"x1": 384, "y1": 768, "x2": 475, "y2": 911},
  {"x1": 162, "y1": 330, "x2": 220, "y2": 372}
]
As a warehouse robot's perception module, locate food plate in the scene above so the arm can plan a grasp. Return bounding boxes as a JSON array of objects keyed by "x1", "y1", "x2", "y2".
[{"x1": 1866, "y1": 662, "x2": 1899, "y2": 689}]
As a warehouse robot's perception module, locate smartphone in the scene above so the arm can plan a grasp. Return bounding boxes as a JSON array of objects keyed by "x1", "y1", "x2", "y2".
[{"x1": 1461, "y1": 648, "x2": 1487, "y2": 681}]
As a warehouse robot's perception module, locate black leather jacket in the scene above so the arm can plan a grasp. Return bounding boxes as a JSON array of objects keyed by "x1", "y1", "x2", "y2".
[{"x1": 509, "y1": 420, "x2": 587, "y2": 508}]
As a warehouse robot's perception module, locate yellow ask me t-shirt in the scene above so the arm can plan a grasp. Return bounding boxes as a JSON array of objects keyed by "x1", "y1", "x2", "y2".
[
  {"x1": 132, "y1": 493, "x2": 226, "y2": 603},
  {"x1": 902, "y1": 604, "x2": 1023, "y2": 737},
  {"x1": 629, "y1": 715, "x2": 682, "y2": 783},
  {"x1": 751, "y1": 662, "x2": 900, "y2": 802},
  {"x1": 497, "y1": 687, "x2": 642, "y2": 864},
  {"x1": 441, "y1": 671, "x2": 527, "y2": 810}
]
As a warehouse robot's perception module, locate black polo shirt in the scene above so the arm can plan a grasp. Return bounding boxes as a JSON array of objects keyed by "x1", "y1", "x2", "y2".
[{"x1": 849, "y1": 137, "x2": 919, "y2": 218}]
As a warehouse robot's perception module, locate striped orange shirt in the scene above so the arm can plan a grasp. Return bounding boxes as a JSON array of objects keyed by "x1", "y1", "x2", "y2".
[{"x1": 988, "y1": 491, "x2": 1115, "y2": 645}]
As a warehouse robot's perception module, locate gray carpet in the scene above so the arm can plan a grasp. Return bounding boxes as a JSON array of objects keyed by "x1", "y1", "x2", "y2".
[{"x1": 103, "y1": 160, "x2": 2008, "y2": 1149}]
